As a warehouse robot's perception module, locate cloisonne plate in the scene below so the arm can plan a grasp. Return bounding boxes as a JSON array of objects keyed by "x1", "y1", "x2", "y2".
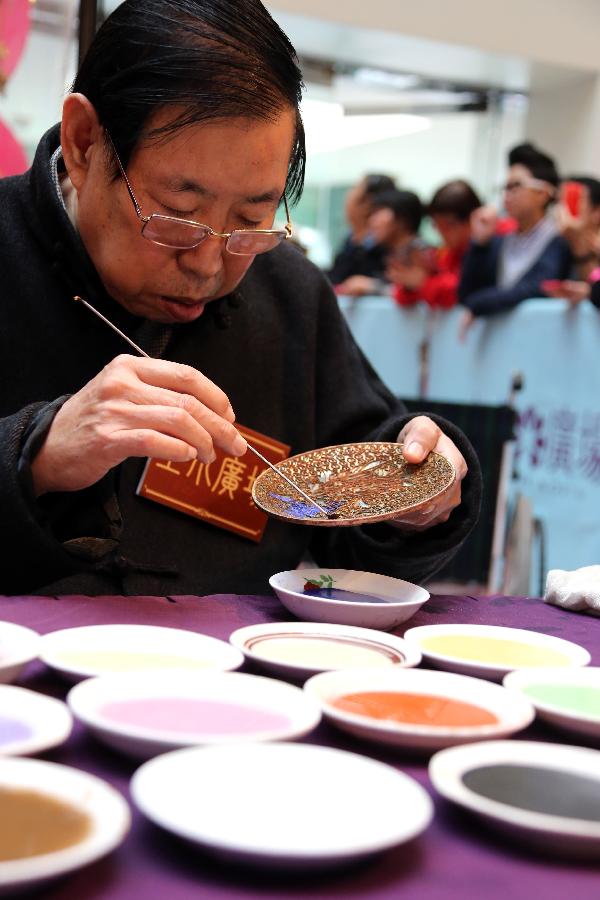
[{"x1": 252, "y1": 442, "x2": 455, "y2": 526}]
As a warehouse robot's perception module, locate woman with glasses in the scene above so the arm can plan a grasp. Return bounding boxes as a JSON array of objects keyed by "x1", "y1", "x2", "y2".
[{"x1": 0, "y1": 0, "x2": 480, "y2": 597}]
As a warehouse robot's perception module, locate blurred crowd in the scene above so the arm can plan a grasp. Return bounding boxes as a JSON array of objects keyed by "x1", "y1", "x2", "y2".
[{"x1": 325, "y1": 141, "x2": 600, "y2": 329}]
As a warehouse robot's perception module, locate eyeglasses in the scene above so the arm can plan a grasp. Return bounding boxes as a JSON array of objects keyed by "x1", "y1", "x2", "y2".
[
  {"x1": 503, "y1": 177, "x2": 555, "y2": 196},
  {"x1": 106, "y1": 132, "x2": 293, "y2": 255}
]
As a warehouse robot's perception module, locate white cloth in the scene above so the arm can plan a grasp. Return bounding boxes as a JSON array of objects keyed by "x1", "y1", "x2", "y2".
[{"x1": 544, "y1": 565, "x2": 600, "y2": 616}]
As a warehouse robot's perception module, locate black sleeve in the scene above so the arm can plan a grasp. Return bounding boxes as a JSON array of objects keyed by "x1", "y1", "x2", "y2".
[
  {"x1": 307, "y1": 283, "x2": 482, "y2": 584},
  {"x1": 590, "y1": 281, "x2": 600, "y2": 309},
  {"x1": 460, "y1": 237, "x2": 573, "y2": 317},
  {"x1": 0, "y1": 400, "x2": 121, "y2": 594},
  {"x1": 458, "y1": 239, "x2": 500, "y2": 300}
]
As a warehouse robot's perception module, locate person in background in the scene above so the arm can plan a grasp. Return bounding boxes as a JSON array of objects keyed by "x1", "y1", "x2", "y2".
[
  {"x1": 543, "y1": 176, "x2": 600, "y2": 305},
  {"x1": 389, "y1": 179, "x2": 482, "y2": 310},
  {"x1": 458, "y1": 142, "x2": 572, "y2": 331},
  {"x1": 335, "y1": 189, "x2": 424, "y2": 297},
  {"x1": 327, "y1": 173, "x2": 396, "y2": 286},
  {"x1": 556, "y1": 176, "x2": 600, "y2": 279}
]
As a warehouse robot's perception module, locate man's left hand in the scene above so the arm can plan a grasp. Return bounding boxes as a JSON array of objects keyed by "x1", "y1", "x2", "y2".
[{"x1": 389, "y1": 416, "x2": 467, "y2": 532}]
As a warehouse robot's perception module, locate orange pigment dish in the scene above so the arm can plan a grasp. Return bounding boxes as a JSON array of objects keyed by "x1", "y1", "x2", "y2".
[{"x1": 331, "y1": 691, "x2": 498, "y2": 727}]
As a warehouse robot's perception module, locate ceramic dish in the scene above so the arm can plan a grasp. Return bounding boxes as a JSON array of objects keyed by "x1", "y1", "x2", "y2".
[
  {"x1": 0, "y1": 621, "x2": 40, "y2": 684},
  {"x1": 269, "y1": 568, "x2": 429, "y2": 631},
  {"x1": 229, "y1": 621, "x2": 421, "y2": 681},
  {"x1": 252, "y1": 442, "x2": 455, "y2": 526},
  {"x1": 0, "y1": 757, "x2": 130, "y2": 895},
  {"x1": 40, "y1": 624, "x2": 244, "y2": 682},
  {"x1": 0, "y1": 685, "x2": 72, "y2": 756},
  {"x1": 403, "y1": 623, "x2": 590, "y2": 681},
  {"x1": 131, "y1": 742, "x2": 433, "y2": 868},
  {"x1": 67, "y1": 671, "x2": 322, "y2": 760},
  {"x1": 304, "y1": 668, "x2": 535, "y2": 751},
  {"x1": 429, "y1": 740, "x2": 600, "y2": 859},
  {"x1": 503, "y1": 666, "x2": 600, "y2": 739}
]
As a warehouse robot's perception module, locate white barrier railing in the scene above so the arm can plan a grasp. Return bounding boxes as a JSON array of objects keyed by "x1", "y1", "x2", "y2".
[{"x1": 339, "y1": 295, "x2": 600, "y2": 583}]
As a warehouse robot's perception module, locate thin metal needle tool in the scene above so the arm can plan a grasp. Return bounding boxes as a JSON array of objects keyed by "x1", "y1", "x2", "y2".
[{"x1": 73, "y1": 295, "x2": 330, "y2": 516}]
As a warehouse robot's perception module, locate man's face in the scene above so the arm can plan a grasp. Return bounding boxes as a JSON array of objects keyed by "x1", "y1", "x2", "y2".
[
  {"x1": 75, "y1": 109, "x2": 295, "y2": 323},
  {"x1": 503, "y1": 163, "x2": 550, "y2": 223}
]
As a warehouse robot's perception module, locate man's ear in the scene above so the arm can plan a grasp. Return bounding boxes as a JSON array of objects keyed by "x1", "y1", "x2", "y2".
[{"x1": 60, "y1": 94, "x2": 103, "y2": 192}]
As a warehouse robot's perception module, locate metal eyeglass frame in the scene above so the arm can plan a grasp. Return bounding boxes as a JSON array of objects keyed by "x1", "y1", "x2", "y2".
[{"x1": 105, "y1": 131, "x2": 293, "y2": 253}]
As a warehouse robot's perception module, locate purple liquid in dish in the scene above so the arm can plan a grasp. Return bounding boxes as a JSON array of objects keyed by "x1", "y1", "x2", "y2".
[
  {"x1": 99, "y1": 698, "x2": 292, "y2": 735},
  {"x1": 0, "y1": 716, "x2": 33, "y2": 745},
  {"x1": 303, "y1": 586, "x2": 390, "y2": 604}
]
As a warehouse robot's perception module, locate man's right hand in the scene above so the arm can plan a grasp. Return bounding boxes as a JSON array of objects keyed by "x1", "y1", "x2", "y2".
[
  {"x1": 470, "y1": 205, "x2": 498, "y2": 245},
  {"x1": 30, "y1": 354, "x2": 247, "y2": 496}
]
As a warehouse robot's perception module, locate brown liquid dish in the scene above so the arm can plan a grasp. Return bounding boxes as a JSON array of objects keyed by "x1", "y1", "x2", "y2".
[{"x1": 0, "y1": 787, "x2": 92, "y2": 860}]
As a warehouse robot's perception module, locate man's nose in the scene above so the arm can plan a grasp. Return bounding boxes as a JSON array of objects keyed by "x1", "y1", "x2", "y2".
[{"x1": 178, "y1": 235, "x2": 225, "y2": 278}]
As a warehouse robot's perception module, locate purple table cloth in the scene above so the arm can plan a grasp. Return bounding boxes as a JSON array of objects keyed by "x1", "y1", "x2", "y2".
[{"x1": 0, "y1": 591, "x2": 598, "y2": 899}]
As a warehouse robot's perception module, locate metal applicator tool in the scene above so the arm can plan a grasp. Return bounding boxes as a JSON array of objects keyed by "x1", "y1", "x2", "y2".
[{"x1": 73, "y1": 295, "x2": 331, "y2": 517}]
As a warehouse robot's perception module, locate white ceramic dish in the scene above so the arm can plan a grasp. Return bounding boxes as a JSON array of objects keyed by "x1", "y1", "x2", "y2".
[
  {"x1": 0, "y1": 757, "x2": 130, "y2": 895},
  {"x1": 40, "y1": 624, "x2": 244, "y2": 682},
  {"x1": 131, "y1": 742, "x2": 433, "y2": 869},
  {"x1": 304, "y1": 668, "x2": 534, "y2": 751},
  {"x1": 68, "y1": 671, "x2": 322, "y2": 760},
  {"x1": 269, "y1": 568, "x2": 429, "y2": 631},
  {"x1": 0, "y1": 621, "x2": 40, "y2": 684},
  {"x1": 429, "y1": 740, "x2": 600, "y2": 859},
  {"x1": 229, "y1": 621, "x2": 421, "y2": 681},
  {"x1": 403, "y1": 623, "x2": 590, "y2": 681},
  {"x1": 503, "y1": 666, "x2": 600, "y2": 739},
  {"x1": 0, "y1": 685, "x2": 73, "y2": 756}
]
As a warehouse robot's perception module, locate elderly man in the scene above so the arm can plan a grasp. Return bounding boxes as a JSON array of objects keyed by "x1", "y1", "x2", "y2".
[{"x1": 0, "y1": 0, "x2": 480, "y2": 596}]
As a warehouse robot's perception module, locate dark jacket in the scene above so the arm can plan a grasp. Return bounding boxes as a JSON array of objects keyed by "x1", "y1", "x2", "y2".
[
  {"x1": 327, "y1": 235, "x2": 388, "y2": 285},
  {"x1": 459, "y1": 233, "x2": 572, "y2": 316},
  {"x1": 0, "y1": 126, "x2": 481, "y2": 596}
]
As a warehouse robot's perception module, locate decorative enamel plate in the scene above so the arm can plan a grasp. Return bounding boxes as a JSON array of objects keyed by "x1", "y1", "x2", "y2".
[{"x1": 252, "y1": 442, "x2": 455, "y2": 526}]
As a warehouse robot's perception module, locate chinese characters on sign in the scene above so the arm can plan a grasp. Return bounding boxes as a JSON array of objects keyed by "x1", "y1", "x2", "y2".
[
  {"x1": 516, "y1": 406, "x2": 600, "y2": 482},
  {"x1": 136, "y1": 425, "x2": 291, "y2": 541}
]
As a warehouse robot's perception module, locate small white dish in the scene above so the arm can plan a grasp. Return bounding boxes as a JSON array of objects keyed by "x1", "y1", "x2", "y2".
[
  {"x1": 304, "y1": 668, "x2": 534, "y2": 751},
  {"x1": 40, "y1": 624, "x2": 244, "y2": 682},
  {"x1": 131, "y1": 742, "x2": 433, "y2": 868},
  {"x1": 0, "y1": 757, "x2": 130, "y2": 895},
  {"x1": 429, "y1": 740, "x2": 600, "y2": 859},
  {"x1": 269, "y1": 568, "x2": 429, "y2": 631},
  {"x1": 0, "y1": 621, "x2": 40, "y2": 684},
  {"x1": 229, "y1": 621, "x2": 421, "y2": 681},
  {"x1": 403, "y1": 623, "x2": 590, "y2": 681},
  {"x1": 67, "y1": 671, "x2": 322, "y2": 760},
  {"x1": 503, "y1": 666, "x2": 600, "y2": 739},
  {"x1": 0, "y1": 685, "x2": 72, "y2": 756}
]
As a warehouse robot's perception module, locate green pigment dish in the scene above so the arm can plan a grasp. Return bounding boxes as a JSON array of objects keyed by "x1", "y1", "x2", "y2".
[{"x1": 524, "y1": 683, "x2": 600, "y2": 717}]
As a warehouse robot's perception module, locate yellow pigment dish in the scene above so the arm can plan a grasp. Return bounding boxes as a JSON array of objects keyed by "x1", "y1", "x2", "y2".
[
  {"x1": 421, "y1": 636, "x2": 571, "y2": 668},
  {"x1": 403, "y1": 624, "x2": 591, "y2": 681}
]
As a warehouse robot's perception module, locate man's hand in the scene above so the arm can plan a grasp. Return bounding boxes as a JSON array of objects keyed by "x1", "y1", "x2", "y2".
[
  {"x1": 30, "y1": 354, "x2": 247, "y2": 496},
  {"x1": 386, "y1": 258, "x2": 427, "y2": 292},
  {"x1": 470, "y1": 205, "x2": 498, "y2": 246},
  {"x1": 389, "y1": 415, "x2": 467, "y2": 532},
  {"x1": 335, "y1": 275, "x2": 381, "y2": 297},
  {"x1": 543, "y1": 279, "x2": 591, "y2": 306}
]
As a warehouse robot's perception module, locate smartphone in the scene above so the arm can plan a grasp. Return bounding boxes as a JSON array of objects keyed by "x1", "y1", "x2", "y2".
[{"x1": 560, "y1": 181, "x2": 584, "y2": 218}]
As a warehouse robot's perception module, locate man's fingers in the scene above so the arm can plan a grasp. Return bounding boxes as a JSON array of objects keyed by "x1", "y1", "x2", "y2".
[
  {"x1": 399, "y1": 416, "x2": 441, "y2": 463},
  {"x1": 96, "y1": 401, "x2": 246, "y2": 461},
  {"x1": 113, "y1": 355, "x2": 235, "y2": 422}
]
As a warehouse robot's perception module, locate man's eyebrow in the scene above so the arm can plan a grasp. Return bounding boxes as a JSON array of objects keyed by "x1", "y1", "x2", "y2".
[{"x1": 159, "y1": 177, "x2": 282, "y2": 205}]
